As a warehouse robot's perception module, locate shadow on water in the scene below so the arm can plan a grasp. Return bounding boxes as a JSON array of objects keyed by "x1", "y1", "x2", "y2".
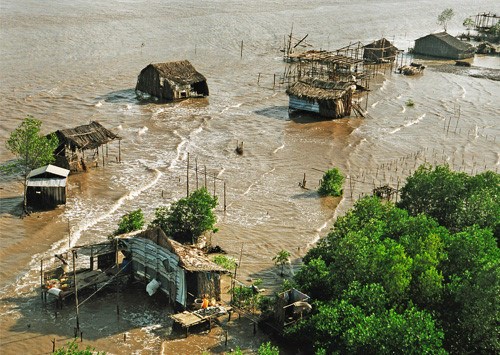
[
  {"x1": 96, "y1": 89, "x2": 138, "y2": 104},
  {"x1": 0, "y1": 283, "x2": 173, "y2": 346},
  {"x1": 254, "y1": 106, "x2": 290, "y2": 121}
]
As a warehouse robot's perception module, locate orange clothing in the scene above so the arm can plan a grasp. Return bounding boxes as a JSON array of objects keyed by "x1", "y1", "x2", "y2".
[{"x1": 201, "y1": 298, "x2": 209, "y2": 309}]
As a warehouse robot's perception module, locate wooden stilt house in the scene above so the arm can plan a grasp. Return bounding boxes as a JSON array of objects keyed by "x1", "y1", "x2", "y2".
[
  {"x1": 286, "y1": 78, "x2": 356, "y2": 119},
  {"x1": 51, "y1": 121, "x2": 120, "y2": 172},
  {"x1": 363, "y1": 38, "x2": 398, "y2": 63},
  {"x1": 26, "y1": 164, "x2": 70, "y2": 208},
  {"x1": 120, "y1": 228, "x2": 227, "y2": 309},
  {"x1": 135, "y1": 60, "x2": 209, "y2": 101}
]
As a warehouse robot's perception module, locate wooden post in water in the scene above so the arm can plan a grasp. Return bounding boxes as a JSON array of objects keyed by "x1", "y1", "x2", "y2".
[
  {"x1": 213, "y1": 172, "x2": 216, "y2": 197},
  {"x1": 204, "y1": 165, "x2": 207, "y2": 189},
  {"x1": 102, "y1": 145, "x2": 105, "y2": 167},
  {"x1": 195, "y1": 157, "x2": 199, "y2": 190},
  {"x1": 240, "y1": 40, "x2": 243, "y2": 59},
  {"x1": 118, "y1": 139, "x2": 121, "y2": 163},
  {"x1": 224, "y1": 181, "x2": 227, "y2": 212},
  {"x1": 115, "y1": 239, "x2": 120, "y2": 318},
  {"x1": 72, "y1": 250, "x2": 80, "y2": 334},
  {"x1": 40, "y1": 259, "x2": 44, "y2": 301},
  {"x1": 186, "y1": 153, "x2": 190, "y2": 197}
]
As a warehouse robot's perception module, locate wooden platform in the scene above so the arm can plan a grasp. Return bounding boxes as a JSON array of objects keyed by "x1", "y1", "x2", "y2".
[{"x1": 170, "y1": 306, "x2": 232, "y2": 336}]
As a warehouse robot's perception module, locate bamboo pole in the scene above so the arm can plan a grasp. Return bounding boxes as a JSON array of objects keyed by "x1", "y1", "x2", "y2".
[{"x1": 72, "y1": 250, "x2": 80, "y2": 334}]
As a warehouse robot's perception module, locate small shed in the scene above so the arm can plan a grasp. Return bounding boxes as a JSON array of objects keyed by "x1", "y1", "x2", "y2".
[
  {"x1": 286, "y1": 78, "x2": 355, "y2": 119},
  {"x1": 51, "y1": 121, "x2": 120, "y2": 172},
  {"x1": 413, "y1": 32, "x2": 475, "y2": 59},
  {"x1": 26, "y1": 164, "x2": 70, "y2": 208},
  {"x1": 363, "y1": 38, "x2": 398, "y2": 63},
  {"x1": 135, "y1": 60, "x2": 209, "y2": 101}
]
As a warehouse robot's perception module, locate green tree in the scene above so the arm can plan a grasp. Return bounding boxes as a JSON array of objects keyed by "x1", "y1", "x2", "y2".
[
  {"x1": 398, "y1": 164, "x2": 499, "y2": 240},
  {"x1": 438, "y1": 8, "x2": 455, "y2": 32},
  {"x1": 318, "y1": 168, "x2": 344, "y2": 197},
  {"x1": 258, "y1": 341, "x2": 279, "y2": 355},
  {"x1": 463, "y1": 17, "x2": 475, "y2": 36},
  {"x1": 211, "y1": 255, "x2": 237, "y2": 271},
  {"x1": 4, "y1": 116, "x2": 59, "y2": 211},
  {"x1": 150, "y1": 187, "x2": 217, "y2": 244},
  {"x1": 272, "y1": 249, "x2": 291, "y2": 276},
  {"x1": 114, "y1": 209, "x2": 144, "y2": 235}
]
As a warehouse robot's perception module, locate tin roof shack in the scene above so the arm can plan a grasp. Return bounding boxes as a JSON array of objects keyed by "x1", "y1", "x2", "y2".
[
  {"x1": 363, "y1": 38, "x2": 398, "y2": 63},
  {"x1": 413, "y1": 32, "x2": 475, "y2": 59},
  {"x1": 135, "y1": 60, "x2": 209, "y2": 102},
  {"x1": 121, "y1": 228, "x2": 226, "y2": 309},
  {"x1": 286, "y1": 78, "x2": 355, "y2": 119},
  {"x1": 26, "y1": 164, "x2": 70, "y2": 209},
  {"x1": 268, "y1": 288, "x2": 311, "y2": 334},
  {"x1": 52, "y1": 121, "x2": 120, "y2": 172}
]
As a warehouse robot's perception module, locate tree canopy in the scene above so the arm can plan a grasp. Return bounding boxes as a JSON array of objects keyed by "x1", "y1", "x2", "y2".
[
  {"x1": 4, "y1": 116, "x2": 59, "y2": 209},
  {"x1": 397, "y1": 164, "x2": 499, "y2": 241},
  {"x1": 149, "y1": 187, "x2": 218, "y2": 244},
  {"x1": 318, "y1": 168, "x2": 344, "y2": 197},
  {"x1": 437, "y1": 8, "x2": 455, "y2": 31},
  {"x1": 114, "y1": 209, "x2": 145, "y2": 235},
  {"x1": 289, "y1": 186, "x2": 499, "y2": 353}
]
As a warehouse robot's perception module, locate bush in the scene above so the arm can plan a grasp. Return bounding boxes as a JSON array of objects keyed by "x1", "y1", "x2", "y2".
[
  {"x1": 318, "y1": 168, "x2": 344, "y2": 197},
  {"x1": 114, "y1": 209, "x2": 144, "y2": 235},
  {"x1": 212, "y1": 255, "x2": 237, "y2": 271}
]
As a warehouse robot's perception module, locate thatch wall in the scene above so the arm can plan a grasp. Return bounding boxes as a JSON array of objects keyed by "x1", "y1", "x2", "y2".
[
  {"x1": 363, "y1": 38, "x2": 398, "y2": 62},
  {"x1": 135, "y1": 60, "x2": 209, "y2": 101}
]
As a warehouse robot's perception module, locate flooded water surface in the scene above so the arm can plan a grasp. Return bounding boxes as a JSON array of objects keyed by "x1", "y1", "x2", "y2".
[{"x1": 0, "y1": 0, "x2": 498, "y2": 353}]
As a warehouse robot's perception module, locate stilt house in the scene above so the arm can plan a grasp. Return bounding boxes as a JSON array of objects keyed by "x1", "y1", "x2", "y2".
[
  {"x1": 413, "y1": 32, "x2": 475, "y2": 59},
  {"x1": 26, "y1": 164, "x2": 70, "y2": 208},
  {"x1": 363, "y1": 38, "x2": 398, "y2": 63},
  {"x1": 135, "y1": 60, "x2": 209, "y2": 101},
  {"x1": 51, "y1": 121, "x2": 120, "y2": 172},
  {"x1": 286, "y1": 78, "x2": 356, "y2": 119},
  {"x1": 120, "y1": 228, "x2": 226, "y2": 309}
]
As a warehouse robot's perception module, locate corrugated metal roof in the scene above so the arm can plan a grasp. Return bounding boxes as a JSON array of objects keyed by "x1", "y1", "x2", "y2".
[
  {"x1": 28, "y1": 164, "x2": 70, "y2": 178},
  {"x1": 27, "y1": 178, "x2": 67, "y2": 187}
]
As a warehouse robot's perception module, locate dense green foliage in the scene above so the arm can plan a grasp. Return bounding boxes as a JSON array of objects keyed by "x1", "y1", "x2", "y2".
[
  {"x1": 398, "y1": 164, "x2": 500, "y2": 240},
  {"x1": 318, "y1": 168, "x2": 344, "y2": 197},
  {"x1": 4, "y1": 116, "x2": 59, "y2": 209},
  {"x1": 114, "y1": 209, "x2": 145, "y2": 235},
  {"x1": 289, "y1": 190, "x2": 499, "y2": 353},
  {"x1": 212, "y1": 254, "x2": 237, "y2": 271},
  {"x1": 150, "y1": 188, "x2": 218, "y2": 244},
  {"x1": 258, "y1": 341, "x2": 279, "y2": 355}
]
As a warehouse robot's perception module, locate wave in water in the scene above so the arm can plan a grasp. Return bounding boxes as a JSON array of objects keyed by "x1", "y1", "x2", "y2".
[{"x1": 389, "y1": 113, "x2": 426, "y2": 134}]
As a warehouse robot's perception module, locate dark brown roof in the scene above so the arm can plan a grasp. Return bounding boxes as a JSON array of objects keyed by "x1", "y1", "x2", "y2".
[
  {"x1": 417, "y1": 32, "x2": 474, "y2": 52},
  {"x1": 149, "y1": 60, "x2": 206, "y2": 85},
  {"x1": 286, "y1": 78, "x2": 355, "y2": 100},
  {"x1": 55, "y1": 121, "x2": 119, "y2": 150}
]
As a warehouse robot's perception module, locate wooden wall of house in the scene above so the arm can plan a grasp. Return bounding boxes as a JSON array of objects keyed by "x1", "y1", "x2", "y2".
[
  {"x1": 414, "y1": 37, "x2": 473, "y2": 59},
  {"x1": 195, "y1": 272, "x2": 221, "y2": 301},
  {"x1": 26, "y1": 186, "x2": 66, "y2": 208}
]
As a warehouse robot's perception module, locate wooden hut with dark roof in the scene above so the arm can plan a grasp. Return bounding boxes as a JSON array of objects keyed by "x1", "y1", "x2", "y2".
[
  {"x1": 363, "y1": 38, "x2": 398, "y2": 63},
  {"x1": 286, "y1": 78, "x2": 356, "y2": 119},
  {"x1": 413, "y1": 32, "x2": 475, "y2": 59},
  {"x1": 51, "y1": 121, "x2": 120, "y2": 172},
  {"x1": 135, "y1": 60, "x2": 209, "y2": 101}
]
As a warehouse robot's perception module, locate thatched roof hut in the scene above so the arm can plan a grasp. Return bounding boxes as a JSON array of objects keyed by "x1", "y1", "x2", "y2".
[
  {"x1": 52, "y1": 121, "x2": 120, "y2": 172},
  {"x1": 286, "y1": 78, "x2": 355, "y2": 119},
  {"x1": 363, "y1": 38, "x2": 398, "y2": 63},
  {"x1": 413, "y1": 32, "x2": 475, "y2": 59},
  {"x1": 135, "y1": 60, "x2": 209, "y2": 101}
]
